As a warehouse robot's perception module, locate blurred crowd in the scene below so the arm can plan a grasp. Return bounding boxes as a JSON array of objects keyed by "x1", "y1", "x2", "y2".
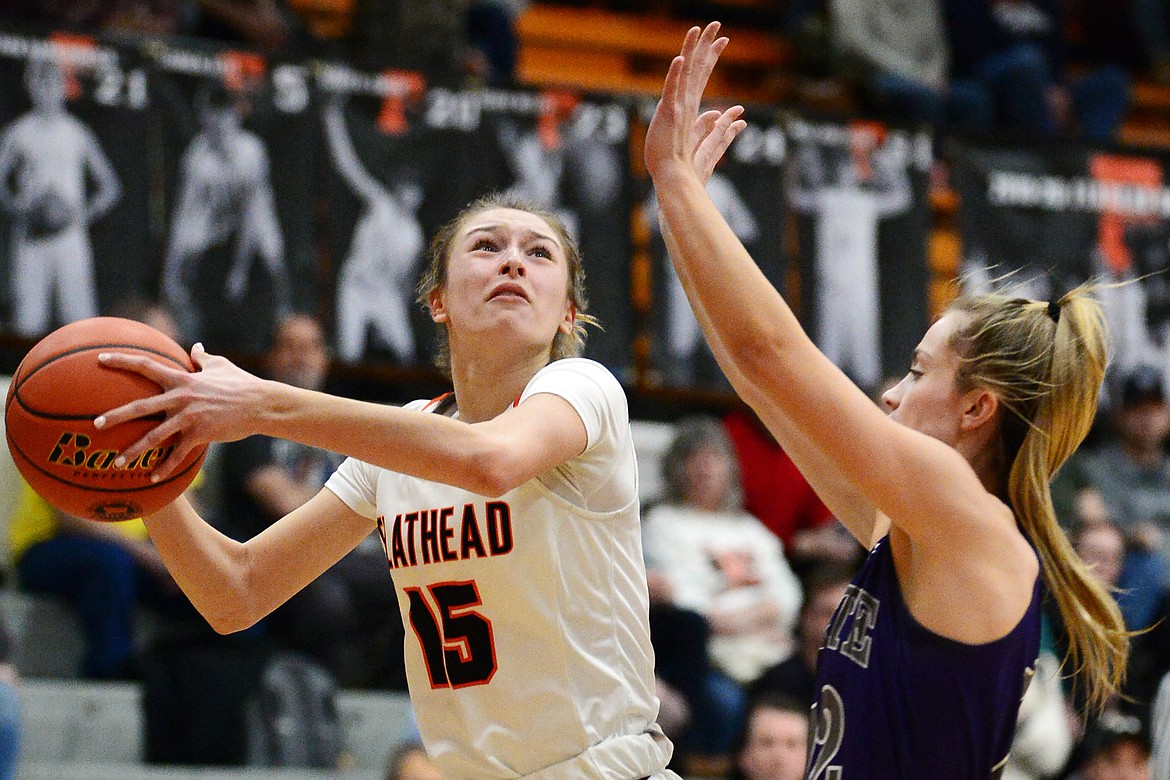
[{"x1": 3, "y1": 0, "x2": 526, "y2": 88}]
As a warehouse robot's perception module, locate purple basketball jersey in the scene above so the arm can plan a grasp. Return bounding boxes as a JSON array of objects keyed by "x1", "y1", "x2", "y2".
[{"x1": 806, "y1": 535, "x2": 1041, "y2": 779}]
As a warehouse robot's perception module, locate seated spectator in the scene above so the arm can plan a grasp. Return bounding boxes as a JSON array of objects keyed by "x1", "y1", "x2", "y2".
[
  {"x1": 829, "y1": 0, "x2": 993, "y2": 134},
  {"x1": 942, "y1": 0, "x2": 1131, "y2": 141},
  {"x1": 1053, "y1": 364, "x2": 1170, "y2": 616},
  {"x1": 723, "y1": 408, "x2": 861, "y2": 579},
  {"x1": 1066, "y1": 711, "x2": 1150, "y2": 780},
  {"x1": 218, "y1": 313, "x2": 404, "y2": 688},
  {"x1": 7, "y1": 302, "x2": 204, "y2": 680},
  {"x1": 1058, "y1": 517, "x2": 1170, "y2": 717},
  {"x1": 729, "y1": 691, "x2": 808, "y2": 780},
  {"x1": 749, "y1": 565, "x2": 853, "y2": 706},
  {"x1": 384, "y1": 739, "x2": 442, "y2": 780},
  {"x1": 644, "y1": 416, "x2": 803, "y2": 687}
]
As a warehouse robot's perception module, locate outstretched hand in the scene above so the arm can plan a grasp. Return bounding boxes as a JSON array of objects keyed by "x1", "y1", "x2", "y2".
[
  {"x1": 645, "y1": 22, "x2": 746, "y2": 184},
  {"x1": 95, "y1": 343, "x2": 267, "y2": 482}
]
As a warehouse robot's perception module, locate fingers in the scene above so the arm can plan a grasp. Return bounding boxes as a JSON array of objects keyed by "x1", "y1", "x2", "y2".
[
  {"x1": 695, "y1": 106, "x2": 746, "y2": 182},
  {"x1": 692, "y1": 110, "x2": 722, "y2": 156},
  {"x1": 191, "y1": 342, "x2": 208, "y2": 370},
  {"x1": 98, "y1": 351, "x2": 187, "y2": 387}
]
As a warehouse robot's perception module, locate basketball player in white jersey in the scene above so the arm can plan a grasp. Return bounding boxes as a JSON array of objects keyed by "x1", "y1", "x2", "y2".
[
  {"x1": 323, "y1": 97, "x2": 423, "y2": 364},
  {"x1": 789, "y1": 133, "x2": 911, "y2": 391},
  {"x1": 0, "y1": 56, "x2": 121, "y2": 336},
  {"x1": 96, "y1": 194, "x2": 686, "y2": 779}
]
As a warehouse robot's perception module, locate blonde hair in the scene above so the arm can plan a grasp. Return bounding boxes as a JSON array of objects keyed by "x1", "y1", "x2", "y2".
[
  {"x1": 947, "y1": 287, "x2": 1128, "y2": 713},
  {"x1": 415, "y1": 194, "x2": 599, "y2": 375}
]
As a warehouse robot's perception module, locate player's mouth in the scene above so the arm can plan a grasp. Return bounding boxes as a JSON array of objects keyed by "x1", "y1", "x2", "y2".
[{"x1": 488, "y1": 282, "x2": 529, "y2": 302}]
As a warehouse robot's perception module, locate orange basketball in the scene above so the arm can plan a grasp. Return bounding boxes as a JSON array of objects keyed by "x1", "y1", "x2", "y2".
[{"x1": 4, "y1": 317, "x2": 207, "y2": 522}]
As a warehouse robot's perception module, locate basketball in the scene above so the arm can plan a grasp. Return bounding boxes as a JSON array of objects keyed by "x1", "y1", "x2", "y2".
[
  {"x1": 25, "y1": 190, "x2": 74, "y2": 239},
  {"x1": 4, "y1": 317, "x2": 207, "y2": 522}
]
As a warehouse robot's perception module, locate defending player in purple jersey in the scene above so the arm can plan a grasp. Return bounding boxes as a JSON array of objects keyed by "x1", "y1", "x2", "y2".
[{"x1": 647, "y1": 22, "x2": 1129, "y2": 778}]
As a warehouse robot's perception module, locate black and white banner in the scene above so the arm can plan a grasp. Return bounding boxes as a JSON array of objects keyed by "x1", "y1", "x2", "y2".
[
  {"x1": 642, "y1": 101, "x2": 788, "y2": 390},
  {"x1": 788, "y1": 117, "x2": 933, "y2": 392},
  {"x1": 148, "y1": 42, "x2": 317, "y2": 354},
  {"x1": 953, "y1": 139, "x2": 1170, "y2": 400},
  {"x1": 0, "y1": 31, "x2": 151, "y2": 337}
]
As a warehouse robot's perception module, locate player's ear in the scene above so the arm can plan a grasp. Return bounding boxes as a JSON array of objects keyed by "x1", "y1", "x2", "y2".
[
  {"x1": 558, "y1": 303, "x2": 575, "y2": 337},
  {"x1": 429, "y1": 287, "x2": 448, "y2": 324},
  {"x1": 959, "y1": 387, "x2": 999, "y2": 433}
]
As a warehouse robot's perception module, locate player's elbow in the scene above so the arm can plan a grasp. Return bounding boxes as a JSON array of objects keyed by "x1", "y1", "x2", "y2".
[
  {"x1": 460, "y1": 438, "x2": 527, "y2": 497},
  {"x1": 201, "y1": 599, "x2": 262, "y2": 635}
]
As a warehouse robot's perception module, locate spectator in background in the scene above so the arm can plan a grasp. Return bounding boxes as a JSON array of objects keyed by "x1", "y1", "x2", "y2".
[
  {"x1": 0, "y1": 614, "x2": 20, "y2": 780},
  {"x1": 1152, "y1": 673, "x2": 1170, "y2": 780},
  {"x1": 1063, "y1": 518, "x2": 1170, "y2": 717},
  {"x1": 7, "y1": 302, "x2": 203, "y2": 680},
  {"x1": 942, "y1": 0, "x2": 1131, "y2": 141},
  {"x1": 749, "y1": 565, "x2": 853, "y2": 706},
  {"x1": 1052, "y1": 364, "x2": 1170, "y2": 620},
  {"x1": 723, "y1": 408, "x2": 860, "y2": 580},
  {"x1": 643, "y1": 416, "x2": 803, "y2": 687},
  {"x1": 728, "y1": 691, "x2": 808, "y2": 780},
  {"x1": 642, "y1": 416, "x2": 801, "y2": 774},
  {"x1": 1001, "y1": 651, "x2": 1073, "y2": 780},
  {"x1": 829, "y1": 0, "x2": 993, "y2": 134},
  {"x1": 218, "y1": 314, "x2": 404, "y2": 688}
]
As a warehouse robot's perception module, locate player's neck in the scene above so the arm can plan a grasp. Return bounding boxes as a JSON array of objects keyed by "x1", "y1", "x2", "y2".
[{"x1": 447, "y1": 344, "x2": 550, "y2": 423}]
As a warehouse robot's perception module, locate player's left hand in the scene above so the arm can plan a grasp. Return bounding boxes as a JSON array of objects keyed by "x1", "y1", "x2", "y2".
[
  {"x1": 645, "y1": 22, "x2": 743, "y2": 182},
  {"x1": 95, "y1": 343, "x2": 264, "y2": 481}
]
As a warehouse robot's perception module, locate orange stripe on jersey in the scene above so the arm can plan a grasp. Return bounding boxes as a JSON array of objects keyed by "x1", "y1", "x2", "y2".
[{"x1": 423, "y1": 392, "x2": 452, "y2": 413}]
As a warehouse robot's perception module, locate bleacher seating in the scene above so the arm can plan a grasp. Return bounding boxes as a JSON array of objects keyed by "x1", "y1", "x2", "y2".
[
  {"x1": 515, "y1": 4, "x2": 791, "y2": 103},
  {"x1": 18, "y1": 678, "x2": 407, "y2": 777}
]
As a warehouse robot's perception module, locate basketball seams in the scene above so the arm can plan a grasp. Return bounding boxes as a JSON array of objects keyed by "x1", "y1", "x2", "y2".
[
  {"x1": 13, "y1": 341, "x2": 189, "y2": 391},
  {"x1": 8, "y1": 391, "x2": 168, "y2": 422}
]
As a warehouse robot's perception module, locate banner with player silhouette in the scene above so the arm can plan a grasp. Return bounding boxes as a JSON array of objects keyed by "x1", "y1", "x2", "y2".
[
  {"x1": 787, "y1": 116, "x2": 933, "y2": 393},
  {"x1": 313, "y1": 77, "x2": 635, "y2": 375},
  {"x1": 639, "y1": 99, "x2": 788, "y2": 391},
  {"x1": 145, "y1": 40, "x2": 317, "y2": 355},
  {"x1": 0, "y1": 31, "x2": 150, "y2": 338},
  {"x1": 455, "y1": 87, "x2": 634, "y2": 376},
  {"x1": 952, "y1": 139, "x2": 1170, "y2": 404},
  {"x1": 314, "y1": 63, "x2": 456, "y2": 368}
]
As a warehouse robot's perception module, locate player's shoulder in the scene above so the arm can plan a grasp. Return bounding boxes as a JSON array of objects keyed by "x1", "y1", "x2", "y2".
[{"x1": 528, "y1": 357, "x2": 624, "y2": 395}]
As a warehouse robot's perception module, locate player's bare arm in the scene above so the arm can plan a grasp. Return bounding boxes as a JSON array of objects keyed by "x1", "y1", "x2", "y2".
[
  {"x1": 96, "y1": 344, "x2": 588, "y2": 494},
  {"x1": 647, "y1": 26, "x2": 1013, "y2": 559}
]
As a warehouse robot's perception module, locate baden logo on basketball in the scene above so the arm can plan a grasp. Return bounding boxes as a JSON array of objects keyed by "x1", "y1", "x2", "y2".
[
  {"x1": 90, "y1": 501, "x2": 142, "y2": 522},
  {"x1": 47, "y1": 432, "x2": 174, "y2": 475}
]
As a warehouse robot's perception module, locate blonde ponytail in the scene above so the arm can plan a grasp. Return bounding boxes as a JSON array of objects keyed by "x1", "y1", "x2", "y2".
[{"x1": 949, "y1": 288, "x2": 1128, "y2": 713}]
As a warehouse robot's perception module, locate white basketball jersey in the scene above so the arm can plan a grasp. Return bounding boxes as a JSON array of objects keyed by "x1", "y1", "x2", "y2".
[{"x1": 326, "y1": 359, "x2": 674, "y2": 779}]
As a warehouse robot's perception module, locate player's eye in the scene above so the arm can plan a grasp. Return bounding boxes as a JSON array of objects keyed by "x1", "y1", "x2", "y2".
[
  {"x1": 472, "y1": 239, "x2": 497, "y2": 252},
  {"x1": 529, "y1": 245, "x2": 552, "y2": 259}
]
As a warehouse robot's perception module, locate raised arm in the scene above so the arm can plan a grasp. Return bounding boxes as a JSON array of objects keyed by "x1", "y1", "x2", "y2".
[
  {"x1": 645, "y1": 24, "x2": 1003, "y2": 549},
  {"x1": 322, "y1": 98, "x2": 389, "y2": 204}
]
